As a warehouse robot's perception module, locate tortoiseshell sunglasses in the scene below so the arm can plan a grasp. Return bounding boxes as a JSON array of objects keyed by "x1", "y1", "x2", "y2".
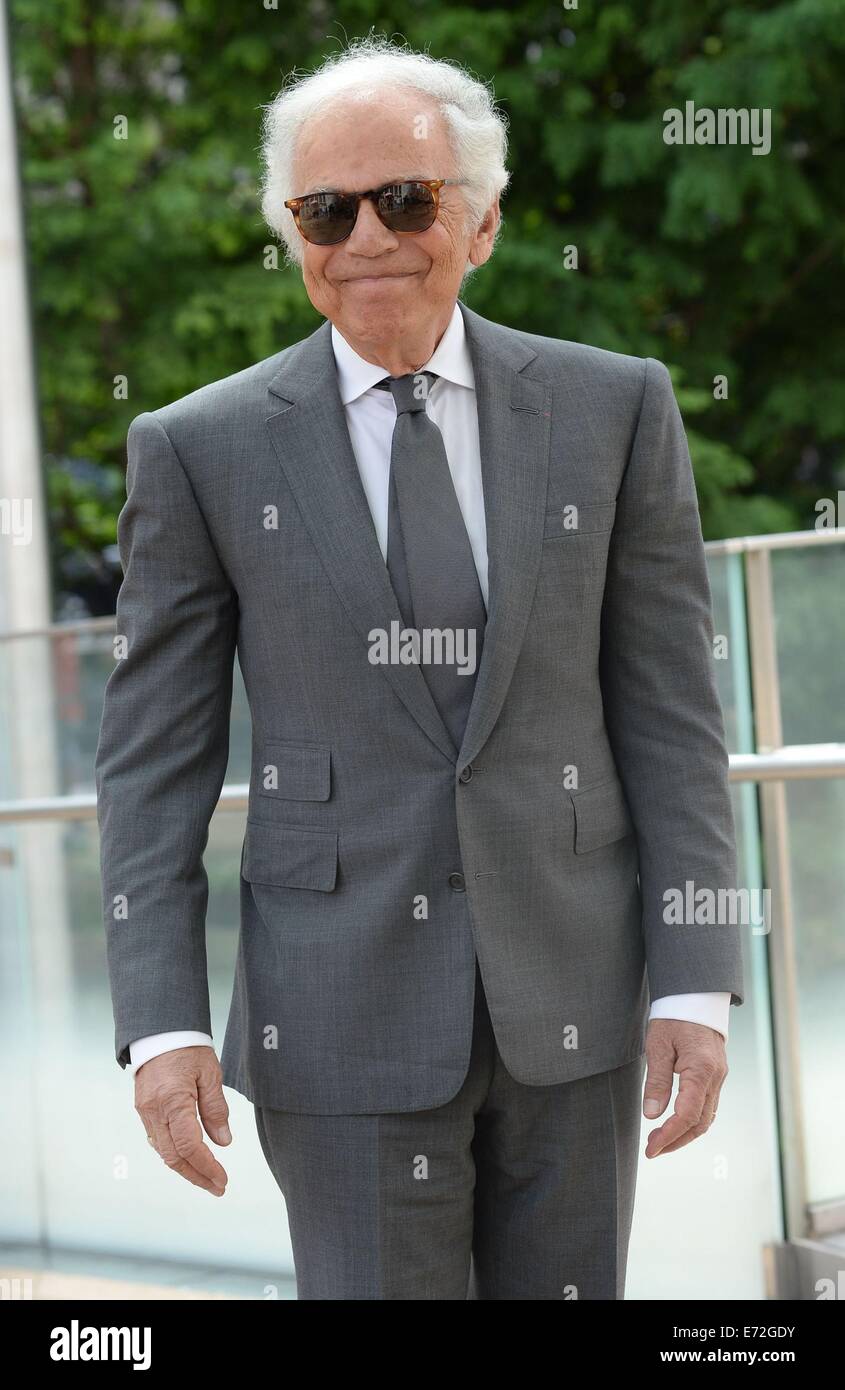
[{"x1": 284, "y1": 179, "x2": 468, "y2": 246}]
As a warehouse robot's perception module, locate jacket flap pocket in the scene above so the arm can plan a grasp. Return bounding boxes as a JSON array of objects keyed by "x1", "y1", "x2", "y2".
[
  {"x1": 260, "y1": 741, "x2": 331, "y2": 801},
  {"x1": 544, "y1": 501, "x2": 617, "y2": 540},
  {"x1": 242, "y1": 820, "x2": 338, "y2": 891},
  {"x1": 570, "y1": 776, "x2": 634, "y2": 854}
]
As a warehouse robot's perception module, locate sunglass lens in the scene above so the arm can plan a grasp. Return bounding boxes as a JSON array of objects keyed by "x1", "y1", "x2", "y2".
[
  {"x1": 378, "y1": 182, "x2": 437, "y2": 233},
  {"x1": 297, "y1": 192, "x2": 357, "y2": 245}
]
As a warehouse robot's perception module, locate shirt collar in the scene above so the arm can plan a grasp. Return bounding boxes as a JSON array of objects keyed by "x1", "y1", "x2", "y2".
[{"x1": 331, "y1": 300, "x2": 475, "y2": 405}]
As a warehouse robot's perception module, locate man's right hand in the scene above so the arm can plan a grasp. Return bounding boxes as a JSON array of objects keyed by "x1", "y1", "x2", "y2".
[{"x1": 134, "y1": 1045, "x2": 231, "y2": 1196}]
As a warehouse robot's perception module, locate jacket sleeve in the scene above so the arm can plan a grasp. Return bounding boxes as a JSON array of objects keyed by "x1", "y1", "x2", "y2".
[
  {"x1": 599, "y1": 358, "x2": 744, "y2": 1007},
  {"x1": 94, "y1": 411, "x2": 238, "y2": 1068}
]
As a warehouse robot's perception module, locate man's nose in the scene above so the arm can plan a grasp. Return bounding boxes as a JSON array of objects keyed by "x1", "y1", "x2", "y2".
[{"x1": 345, "y1": 196, "x2": 399, "y2": 253}]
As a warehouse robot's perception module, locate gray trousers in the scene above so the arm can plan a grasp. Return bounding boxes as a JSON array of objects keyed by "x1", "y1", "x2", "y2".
[{"x1": 254, "y1": 958, "x2": 645, "y2": 1300}]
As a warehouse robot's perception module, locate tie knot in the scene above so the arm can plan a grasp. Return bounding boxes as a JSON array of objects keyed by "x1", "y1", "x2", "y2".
[{"x1": 376, "y1": 371, "x2": 436, "y2": 414}]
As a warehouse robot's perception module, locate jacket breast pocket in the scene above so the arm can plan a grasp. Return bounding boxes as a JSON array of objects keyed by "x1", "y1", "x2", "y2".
[
  {"x1": 259, "y1": 741, "x2": 331, "y2": 801},
  {"x1": 242, "y1": 818, "x2": 338, "y2": 892},
  {"x1": 544, "y1": 500, "x2": 617, "y2": 541},
  {"x1": 570, "y1": 775, "x2": 634, "y2": 854}
]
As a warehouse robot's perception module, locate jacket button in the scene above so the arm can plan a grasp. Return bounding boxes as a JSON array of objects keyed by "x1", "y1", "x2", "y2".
[
  {"x1": 458, "y1": 765, "x2": 473, "y2": 784},
  {"x1": 448, "y1": 872, "x2": 466, "y2": 892}
]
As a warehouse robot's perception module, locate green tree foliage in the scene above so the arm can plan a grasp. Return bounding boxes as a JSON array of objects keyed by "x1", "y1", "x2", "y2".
[{"x1": 10, "y1": 0, "x2": 844, "y2": 609}]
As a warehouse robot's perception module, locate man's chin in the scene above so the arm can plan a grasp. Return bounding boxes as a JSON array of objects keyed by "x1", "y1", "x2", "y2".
[{"x1": 338, "y1": 286, "x2": 419, "y2": 332}]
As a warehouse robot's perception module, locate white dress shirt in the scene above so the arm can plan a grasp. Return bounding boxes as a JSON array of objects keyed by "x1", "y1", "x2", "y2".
[{"x1": 129, "y1": 303, "x2": 730, "y2": 1072}]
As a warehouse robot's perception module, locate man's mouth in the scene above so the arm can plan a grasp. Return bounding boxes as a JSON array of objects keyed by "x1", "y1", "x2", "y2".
[{"x1": 343, "y1": 272, "x2": 417, "y2": 283}]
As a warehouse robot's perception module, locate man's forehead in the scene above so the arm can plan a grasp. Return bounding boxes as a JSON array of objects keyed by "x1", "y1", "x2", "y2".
[
  {"x1": 292, "y1": 100, "x2": 451, "y2": 189},
  {"x1": 298, "y1": 174, "x2": 439, "y2": 193},
  {"x1": 296, "y1": 97, "x2": 446, "y2": 151}
]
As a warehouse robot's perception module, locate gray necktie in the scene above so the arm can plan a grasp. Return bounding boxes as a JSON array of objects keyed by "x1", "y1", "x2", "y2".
[{"x1": 375, "y1": 371, "x2": 486, "y2": 751}]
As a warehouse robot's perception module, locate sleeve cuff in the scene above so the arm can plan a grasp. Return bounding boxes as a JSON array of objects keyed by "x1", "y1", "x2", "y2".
[
  {"x1": 128, "y1": 1030, "x2": 215, "y2": 1073},
  {"x1": 648, "y1": 992, "x2": 732, "y2": 1042}
]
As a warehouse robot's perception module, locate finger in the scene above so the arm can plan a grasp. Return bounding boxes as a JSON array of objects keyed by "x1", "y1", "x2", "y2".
[
  {"x1": 642, "y1": 1038, "x2": 676, "y2": 1120},
  {"x1": 143, "y1": 1107, "x2": 226, "y2": 1195},
  {"x1": 656, "y1": 1079, "x2": 720, "y2": 1155},
  {"x1": 651, "y1": 1119, "x2": 711, "y2": 1156},
  {"x1": 163, "y1": 1095, "x2": 229, "y2": 1192},
  {"x1": 661, "y1": 1056, "x2": 728, "y2": 1156},
  {"x1": 711, "y1": 1060, "x2": 729, "y2": 1116},
  {"x1": 645, "y1": 1065, "x2": 710, "y2": 1157},
  {"x1": 197, "y1": 1071, "x2": 232, "y2": 1146},
  {"x1": 141, "y1": 1108, "x2": 216, "y2": 1190}
]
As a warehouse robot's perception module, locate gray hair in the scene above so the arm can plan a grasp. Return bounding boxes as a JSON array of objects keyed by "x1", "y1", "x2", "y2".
[{"x1": 259, "y1": 35, "x2": 510, "y2": 276}]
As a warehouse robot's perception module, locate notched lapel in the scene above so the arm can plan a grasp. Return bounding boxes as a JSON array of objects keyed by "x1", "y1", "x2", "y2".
[{"x1": 456, "y1": 304, "x2": 552, "y2": 770}]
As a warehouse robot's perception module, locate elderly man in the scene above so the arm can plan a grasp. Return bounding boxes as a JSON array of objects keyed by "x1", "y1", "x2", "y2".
[{"x1": 95, "y1": 38, "x2": 743, "y2": 1300}]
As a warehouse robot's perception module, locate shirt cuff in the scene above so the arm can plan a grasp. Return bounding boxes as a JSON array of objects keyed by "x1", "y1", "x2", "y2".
[
  {"x1": 648, "y1": 992, "x2": 731, "y2": 1041},
  {"x1": 128, "y1": 1031, "x2": 215, "y2": 1073}
]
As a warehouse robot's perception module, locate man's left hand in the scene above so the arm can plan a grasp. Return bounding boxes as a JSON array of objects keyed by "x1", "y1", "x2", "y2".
[{"x1": 642, "y1": 1019, "x2": 728, "y2": 1157}]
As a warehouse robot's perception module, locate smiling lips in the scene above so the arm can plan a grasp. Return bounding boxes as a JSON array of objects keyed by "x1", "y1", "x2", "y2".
[{"x1": 343, "y1": 272, "x2": 416, "y2": 283}]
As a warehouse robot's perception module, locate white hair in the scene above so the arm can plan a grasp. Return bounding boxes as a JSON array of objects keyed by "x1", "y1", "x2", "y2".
[{"x1": 259, "y1": 35, "x2": 510, "y2": 277}]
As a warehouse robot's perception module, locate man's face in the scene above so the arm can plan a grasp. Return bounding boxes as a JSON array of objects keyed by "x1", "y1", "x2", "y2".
[{"x1": 289, "y1": 91, "x2": 498, "y2": 357}]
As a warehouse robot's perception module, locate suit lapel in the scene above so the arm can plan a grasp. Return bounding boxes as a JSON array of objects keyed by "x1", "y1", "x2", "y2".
[
  {"x1": 265, "y1": 321, "x2": 456, "y2": 763},
  {"x1": 456, "y1": 303, "x2": 551, "y2": 771}
]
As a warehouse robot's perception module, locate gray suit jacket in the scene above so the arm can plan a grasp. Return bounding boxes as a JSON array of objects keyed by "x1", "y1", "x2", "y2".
[{"x1": 94, "y1": 301, "x2": 743, "y2": 1113}]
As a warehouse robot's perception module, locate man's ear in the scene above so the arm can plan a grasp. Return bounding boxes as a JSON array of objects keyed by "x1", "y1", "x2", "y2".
[{"x1": 469, "y1": 198, "x2": 500, "y2": 267}]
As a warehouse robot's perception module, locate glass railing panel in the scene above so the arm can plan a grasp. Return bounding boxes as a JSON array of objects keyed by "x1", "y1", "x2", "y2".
[
  {"x1": 782, "y1": 776, "x2": 845, "y2": 1206},
  {"x1": 1, "y1": 812, "x2": 293, "y2": 1275},
  {"x1": 0, "y1": 823, "x2": 42, "y2": 1243},
  {"x1": 627, "y1": 781, "x2": 781, "y2": 1298},
  {"x1": 770, "y1": 545, "x2": 845, "y2": 745}
]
